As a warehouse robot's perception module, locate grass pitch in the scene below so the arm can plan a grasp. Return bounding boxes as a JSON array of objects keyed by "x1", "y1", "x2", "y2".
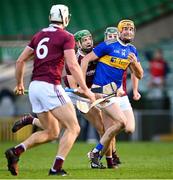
[{"x1": 0, "y1": 141, "x2": 173, "y2": 179}]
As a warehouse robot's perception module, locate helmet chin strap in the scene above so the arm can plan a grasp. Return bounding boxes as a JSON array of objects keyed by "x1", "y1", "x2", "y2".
[
  {"x1": 82, "y1": 47, "x2": 93, "y2": 54},
  {"x1": 78, "y1": 41, "x2": 83, "y2": 49}
]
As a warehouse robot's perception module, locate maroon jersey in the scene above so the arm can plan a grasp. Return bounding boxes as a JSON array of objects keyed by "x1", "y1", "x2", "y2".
[
  {"x1": 28, "y1": 24, "x2": 75, "y2": 85},
  {"x1": 63, "y1": 49, "x2": 97, "y2": 88}
]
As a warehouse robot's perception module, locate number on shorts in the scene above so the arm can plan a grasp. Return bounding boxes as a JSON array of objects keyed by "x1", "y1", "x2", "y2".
[{"x1": 36, "y1": 37, "x2": 50, "y2": 59}]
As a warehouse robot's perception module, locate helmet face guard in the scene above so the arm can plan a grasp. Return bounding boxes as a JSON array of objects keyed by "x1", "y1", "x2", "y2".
[
  {"x1": 117, "y1": 19, "x2": 135, "y2": 43},
  {"x1": 104, "y1": 27, "x2": 118, "y2": 41},
  {"x1": 49, "y1": 4, "x2": 70, "y2": 27},
  {"x1": 74, "y1": 30, "x2": 93, "y2": 53}
]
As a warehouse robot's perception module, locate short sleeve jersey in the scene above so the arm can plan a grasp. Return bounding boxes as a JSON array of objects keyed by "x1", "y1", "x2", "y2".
[
  {"x1": 93, "y1": 39, "x2": 139, "y2": 88},
  {"x1": 28, "y1": 24, "x2": 75, "y2": 85}
]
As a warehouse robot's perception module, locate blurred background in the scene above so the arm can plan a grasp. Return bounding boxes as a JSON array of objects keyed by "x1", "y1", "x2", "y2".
[{"x1": 0, "y1": 0, "x2": 173, "y2": 143}]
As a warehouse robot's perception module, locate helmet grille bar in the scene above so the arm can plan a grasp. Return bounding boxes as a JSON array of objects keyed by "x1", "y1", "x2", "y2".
[{"x1": 59, "y1": 9, "x2": 63, "y2": 23}]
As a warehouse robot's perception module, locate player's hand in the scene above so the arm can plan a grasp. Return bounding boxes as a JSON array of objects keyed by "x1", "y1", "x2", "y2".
[
  {"x1": 83, "y1": 89, "x2": 96, "y2": 102},
  {"x1": 95, "y1": 93, "x2": 104, "y2": 99},
  {"x1": 117, "y1": 88, "x2": 125, "y2": 97},
  {"x1": 133, "y1": 90, "x2": 141, "y2": 101},
  {"x1": 77, "y1": 87, "x2": 96, "y2": 102},
  {"x1": 14, "y1": 84, "x2": 25, "y2": 95},
  {"x1": 128, "y1": 53, "x2": 137, "y2": 64}
]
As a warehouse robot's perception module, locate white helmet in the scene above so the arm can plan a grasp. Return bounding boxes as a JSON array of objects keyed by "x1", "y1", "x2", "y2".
[{"x1": 49, "y1": 4, "x2": 70, "y2": 27}]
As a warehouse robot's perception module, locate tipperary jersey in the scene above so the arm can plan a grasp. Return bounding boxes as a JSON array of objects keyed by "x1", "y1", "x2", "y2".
[{"x1": 93, "y1": 39, "x2": 139, "y2": 88}]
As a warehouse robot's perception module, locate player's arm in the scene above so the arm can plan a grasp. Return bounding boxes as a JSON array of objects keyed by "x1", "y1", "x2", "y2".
[
  {"x1": 15, "y1": 46, "x2": 34, "y2": 95},
  {"x1": 66, "y1": 75, "x2": 78, "y2": 89},
  {"x1": 81, "y1": 41, "x2": 107, "y2": 78},
  {"x1": 81, "y1": 51, "x2": 98, "y2": 79},
  {"x1": 131, "y1": 73, "x2": 141, "y2": 100},
  {"x1": 64, "y1": 49, "x2": 95, "y2": 102},
  {"x1": 128, "y1": 53, "x2": 143, "y2": 80}
]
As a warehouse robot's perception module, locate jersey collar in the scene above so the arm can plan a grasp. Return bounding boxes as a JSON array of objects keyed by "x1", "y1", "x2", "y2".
[
  {"x1": 117, "y1": 37, "x2": 129, "y2": 46},
  {"x1": 49, "y1": 24, "x2": 63, "y2": 29},
  {"x1": 77, "y1": 49, "x2": 86, "y2": 57}
]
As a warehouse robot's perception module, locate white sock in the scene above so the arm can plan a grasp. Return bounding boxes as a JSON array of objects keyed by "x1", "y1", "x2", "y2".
[
  {"x1": 15, "y1": 143, "x2": 26, "y2": 151},
  {"x1": 92, "y1": 148, "x2": 99, "y2": 153},
  {"x1": 32, "y1": 118, "x2": 38, "y2": 125}
]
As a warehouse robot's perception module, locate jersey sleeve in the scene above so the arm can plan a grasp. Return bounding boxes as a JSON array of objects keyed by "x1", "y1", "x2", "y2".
[
  {"x1": 27, "y1": 34, "x2": 37, "y2": 50},
  {"x1": 63, "y1": 33, "x2": 75, "y2": 50},
  {"x1": 93, "y1": 42, "x2": 108, "y2": 57}
]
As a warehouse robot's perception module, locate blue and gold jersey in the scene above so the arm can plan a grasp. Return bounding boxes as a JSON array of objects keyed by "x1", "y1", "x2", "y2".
[{"x1": 93, "y1": 40, "x2": 139, "y2": 88}]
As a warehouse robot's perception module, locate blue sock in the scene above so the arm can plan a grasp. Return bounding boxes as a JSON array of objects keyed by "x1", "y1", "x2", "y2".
[
  {"x1": 93, "y1": 143, "x2": 104, "y2": 153},
  {"x1": 99, "y1": 155, "x2": 103, "y2": 160}
]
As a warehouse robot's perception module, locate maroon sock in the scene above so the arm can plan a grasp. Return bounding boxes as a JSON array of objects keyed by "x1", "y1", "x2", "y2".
[
  {"x1": 23, "y1": 115, "x2": 34, "y2": 125},
  {"x1": 112, "y1": 151, "x2": 119, "y2": 159},
  {"x1": 112, "y1": 151, "x2": 116, "y2": 155},
  {"x1": 112, "y1": 151, "x2": 116, "y2": 157},
  {"x1": 52, "y1": 157, "x2": 64, "y2": 171},
  {"x1": 106, "y1": 157, "x2": 113, "y2": 166},
  {"x1": 14, "y1": 145, "x2": 25, "y2": 156}
]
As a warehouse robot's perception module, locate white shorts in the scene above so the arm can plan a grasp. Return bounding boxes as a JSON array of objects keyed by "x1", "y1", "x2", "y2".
[
  {"x1": 28, "y1": 81, "x2": 71, "y2": 113},
  {"x1": 117, "y1": 95, "x2": 132, "y2": 111},
  {"x1": 91, "y1": 84, "x2": 132, "y2": 111},
  {"x1": 98, "y1": 95, "x2": 132, "y2": 111},
  {"x1": 66, "y1": 92, "x2": 89, "y2": 106}
]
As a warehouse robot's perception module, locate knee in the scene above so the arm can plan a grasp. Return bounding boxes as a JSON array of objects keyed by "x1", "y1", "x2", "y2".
[
  {"x1": 125, "y1": 126, "x2": 135, "y2": 134},
  {"x1": 70, "y1": 123, "x2": 81, "y2": 136},
  {"x1": 75, "y1": 124, "x2": 81, "y2": 136},
  {"x1": 108, "y1": 121, "x2": 125, "y2": 137},
  {"x1": 48, "y1": 128, "x2": 60, "y2": 141}
]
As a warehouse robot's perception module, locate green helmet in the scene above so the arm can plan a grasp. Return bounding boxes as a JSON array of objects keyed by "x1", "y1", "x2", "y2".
[
  {"x1": 104, "y1": 27, "x2": 118, "y2": 40},
  {"x1": 74, "y1": 30, "x2": 91, "y2": 42}
]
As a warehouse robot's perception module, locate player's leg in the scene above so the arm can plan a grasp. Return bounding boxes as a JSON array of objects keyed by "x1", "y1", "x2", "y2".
[
  {"x1": 100, "y1": 102, "x2": 126, "y2": 150},
  {"x1": 101, "y1": 112, "x2": 120, "y2": 168},
  {"x1": 84, "y1": 107, "x2": 107, "y2": 168},
  {"x1": 52, "y1": 102, "x2": 80, "y2": 158},
  {"x1": 12, "y1": 114, "x2": 43, "y2": 132},
  {"x1": 101, "y1": 113, "x2": 114, "y2": 168},
  {"x1": 109, "y1": 95, "x2": 134, "y2": 165},
  {"x1": 24, "y1": 112, "x2": 61, "y2": 148},
  {"x1": 84, "y1": 107, "x2": 105, "y2": 137},
  {"x1": 123, "y1": 108, "x2": 135, "y2": 133},
  {"x1": 111, "y1": 138, "x2": 121, "y2": 165},
  {"x1": 85, "y1": 107, "x2": 119, "y2": 168},
  {"x1": 49, "y1": 102, "x2": 80, "y2": 175},
  {"x1": 5, "y1": 81, "x2": 70, "y2": 176},
  {"x1": 67, "y1": 92, "x2": 104, "y2": 137},
  {"x1": 5, "y1": 111, "x2": 60, "y2": 176},
  {"x1": 88, "y1": 100, "x2": 126, "y2": 168},
  {"x1": 120, "y1": 96, "x2": 135, "y2": 134},
  {"x1": 100, "y1": 96, "x2": 134, "y2": 169}
]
